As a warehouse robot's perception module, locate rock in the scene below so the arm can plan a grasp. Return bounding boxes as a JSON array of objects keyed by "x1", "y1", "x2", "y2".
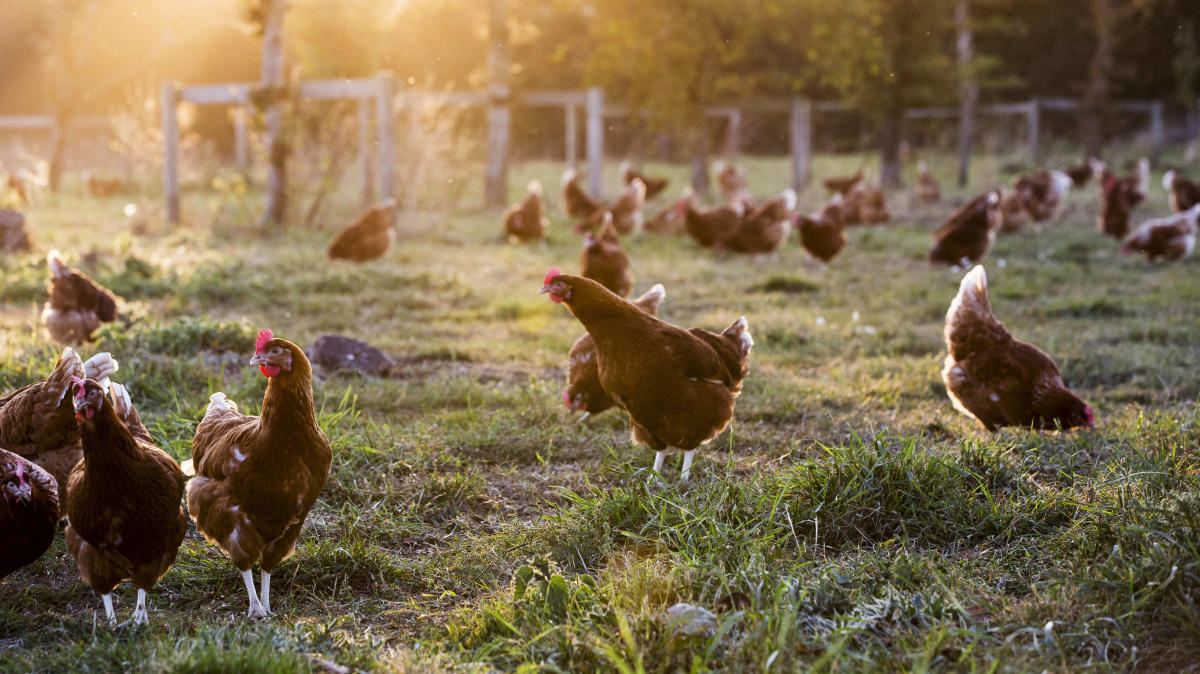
[
  {"x1": 307, "y1": 334, "x2": 395, "y2": 377},
  {"x1": 0, "y1": 209, "x2": 31, "y2": 252}
]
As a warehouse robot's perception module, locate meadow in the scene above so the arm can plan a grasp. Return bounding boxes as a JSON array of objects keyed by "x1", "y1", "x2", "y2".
[{"x1": 1, "y1": 151, "x2": 1199, "y2": 672}]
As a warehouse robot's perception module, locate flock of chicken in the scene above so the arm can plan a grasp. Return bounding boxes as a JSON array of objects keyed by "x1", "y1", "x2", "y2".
[{"x1": 1, "y1": 153, "x2": 1195, "y2": 626}]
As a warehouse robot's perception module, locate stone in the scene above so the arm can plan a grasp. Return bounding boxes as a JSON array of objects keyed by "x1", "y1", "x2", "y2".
[{"x1": 307, "y1": 334, "x2": 395, "y2": 377}]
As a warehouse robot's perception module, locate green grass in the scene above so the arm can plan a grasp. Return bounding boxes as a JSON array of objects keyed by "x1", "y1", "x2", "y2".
[{"x1": 2, "y1": 149, "x2": 1199, "y2": 672}]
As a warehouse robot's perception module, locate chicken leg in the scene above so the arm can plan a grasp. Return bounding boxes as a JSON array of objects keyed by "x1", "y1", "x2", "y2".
[
  {"x1": 242, "y1": 569, "x2": 268, "y2": 618},
  {"x1": 132, "y1": 588, "x2": 148, "y2": 625},
  {"x1": 261, "y1": 571, "x2": 272, "y2": 614},
  {"x1": 680, "y1": 450, "x2": 696, "y2": 483},
  {"x1": 101, "y1": 593, "x2": 116, "y2": 625}
]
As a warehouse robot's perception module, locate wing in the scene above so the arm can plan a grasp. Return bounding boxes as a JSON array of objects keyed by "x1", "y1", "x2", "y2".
[
  {"x1": 192, "y1": 407, "x2": 261, "y2": 481},
  {"x1": 657, "y1": 326, "x2": 735, "y2": 388},
  {"x1": 0, "y1": 349, "x2": 83, "y2": 460}
]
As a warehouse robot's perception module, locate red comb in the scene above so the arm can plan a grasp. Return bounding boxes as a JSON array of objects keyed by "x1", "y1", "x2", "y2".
[
  {"x1": 256, "y1": 328, "x2": 274, "y2": 353},
  {"x1": 543, "y1": 267, "x2": 563, "y2": 286}
]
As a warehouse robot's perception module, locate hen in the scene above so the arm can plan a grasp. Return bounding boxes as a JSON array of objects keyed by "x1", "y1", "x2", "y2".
[
  {"x1": 82, "y1": 172, "x2": 123, "y2": 198},
  {"x1": 503, "y1": 180, "x2": 549, "y2": 243},
  {"x1": 541, "y1": 271, "x2": 752, "y2": 483},
  {"x1": 1017, "y1": 170, "x2": 1073, "y2": 222},
  {"x1": 65, "y1": 377, "x2": 186, "y2": 625},
  {"x1": 929, "y1": 190, "x2": 1002, "y2": 266},
  {"x1": 621, "y1": 162, "x2": 669, "y2": 201},
  {"x1": 1162, "y1": 170, "x2": 1200, "y2": 213},
  {"x1": 561, "y1": 168, "x2": 601, "y2": 219},
  {"x1": 578, "y1": 178, "x2": 646, "y2": 237},
  {"x1": 822, "y1": 169, "x2": 864, "y2": 196},
  {"x1": 580, "y1": 213, "x2": 634, "y2": 297},
  {"x1": 797, "y1": 194, "x2": 847, "y2": 263},
  {"x1": 0, "y1": 448, "x2": 59, "y2": 578},
  {"x1": 41, "y1": 250, "x2": 119, "y2": 344},
  {"x1": 942, "y1": 265, "x2": 1093, "y2": 431},
  {"x1": 1096, "y1": 158, "x2": 1149, "y2": 239},
  {"x1": 186, "y1": 329, "x2": 332, "y2": 617},
  {"x1": 679, "y1": 190, "x2": 745, "y2": 248},
  {"x1": 843, "y1": 182, "x2": 890, "y2": 225},
  {"x1": 1065, "y1": 159, "x2": 1095, "y2": 187},
  {"x1": 327, "y1": 198, "x2": 397, "y2": 262},
  {"x1": 718, "y1": 188, "x2": 796, "y2": 254},
  {"x1": 1119, "y1": 203, "x2": 1199, "y2": 262},
  {"x1": 914, "y1": 161, "x2": 941, "y2": 203},
  {"x1": 714, "y1": 161, "x2": 753, "y2": 207},
  {"x1": 646, "y1": 199, "x2": 687, "y2": 235},
  {"x1": 564, "y1": 283, "x2": 666, "y2": 419},
  {"x1": 0, "y1": 348, "x2": 118, "y2": 504}
]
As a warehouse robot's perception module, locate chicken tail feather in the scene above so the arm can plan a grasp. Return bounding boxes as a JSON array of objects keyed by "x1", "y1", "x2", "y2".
[{"x1": 946, "y1": 265, "x2": 1009, "y2": 360}]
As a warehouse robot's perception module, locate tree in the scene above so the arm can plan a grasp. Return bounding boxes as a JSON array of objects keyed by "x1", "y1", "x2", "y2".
[
  {"x1": 587, "y1": 0, "x2": 811, "y2": 191},
  {"x1": 246, "y1": 0, "x2": 289, "y2": 228},
  {"x1": 810, "y1": 0, "x2": 957, "y2": 187}
]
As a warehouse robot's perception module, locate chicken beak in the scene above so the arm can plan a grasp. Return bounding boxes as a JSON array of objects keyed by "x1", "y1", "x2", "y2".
[
  {"x1": 538, "y1": 285, "x2": 551, "y2": 295},
  {"x1": 249, "y1": 352, "x2": 266, "y2": 367}
]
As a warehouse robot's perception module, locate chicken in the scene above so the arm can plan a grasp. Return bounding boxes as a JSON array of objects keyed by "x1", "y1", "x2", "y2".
[
  {"x1": 646, "y1": 199, "x2": 687, "y2": 235},
  {"x1": 1162, "y1": 170, "x2": 1200, "y2": 213},
  {"x1": 822, "y1": 169, "x2": 864, "y2": 196},
  {"x1": 942, "y1": 265, "x2": 1093, "y2": 431},
  {"x1": 842, "y1": 182, "x2": 890, "y2": 225},
  {"x1": 928, "y1": 190, "x2": 1002, "y2": 267},
  {"x1": 327, "y1": 198, "x2": 397, "y2": 262},
  {"x1": 1096, "y1": 158, "x2": 1149, "y2": 239},
  {"x1": 1065, "y1": 159, "x2": 1095, "y2": 187},
  {"x1": 540, "y1": 271, "x2": 752, "y2": 483},
  {"x1": 65, "y1": 377, "x2": 186, "y2": 625},
  {"x1": 1017, "y1": 170, "x2": 1073, "y2": 222},
  {"x1": 82, "y1": 172, "x2": 123, "y2": 198},
  {"x1": 797, "y1": 193, "x2": 847, "y2": 263},
  {"x1": 503, "y1": 180, "x2": 549, "y2": 243},
  {"x1": 0, "y1": 208, "x2": 32, "y2": 253},
  {"x1": 562, "y1": 168, "x2": 601, "y2": 219},
  {"x1": 718, "y1": 188, "x2": 796, "y2": 254},
  {"x1": 0, "y1": 448, "x2": 59, "y2": 578},
  {"x1": 580, "y1": 213, "x2": 635, "y2": 297},
  {"x1": 679, "y1": 189, "x2": 745, "y2": 248},
  {"x1": 564, "y1": 283, "x2": 666, "y2": 419},
  {"x1": 185, "y1": 329, "x2": 333, "y2": 618},
  {"x1": 997, "y1": 184, "x2": 1028, "y2": 234},
  {"x1": 578, "y1": 178, "x2": 647, "y2": 236},
  {"x1": 41, "y1": 250, "x2": 120, "y2": 344},
  {"x1": 0, "y1": 349, "x2": 118, "y2": 505},
  {"x1": 3, "y1": 173, "x2": 28, "y2": 207},
  {"x1": 714, "y1": 161, "x2": 753, "y2": 207},
  {"x1": 620, "y1": 162, "x2": 669, "y2": 201},
  {"x1": 1119, "y1": 203, "x2": 1199, "y2": 262},
  {"x1": 914, "y1": 161, "x2": 941, "y2": 203}
]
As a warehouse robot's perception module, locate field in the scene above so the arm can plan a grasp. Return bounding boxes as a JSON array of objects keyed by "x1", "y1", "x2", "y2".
[{"x1": 2, "y1": 152, "x2": 1199, "y2": 672}]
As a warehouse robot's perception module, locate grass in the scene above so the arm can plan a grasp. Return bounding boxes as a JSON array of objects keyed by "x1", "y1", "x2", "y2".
[{"x1": 1, "y1": 147, "x2": 1199, "y2": 672}]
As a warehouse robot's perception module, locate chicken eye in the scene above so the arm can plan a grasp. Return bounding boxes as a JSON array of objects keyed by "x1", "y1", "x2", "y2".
[{"x1": 271, "y1": 347, "x2": 281, "y2": 354}]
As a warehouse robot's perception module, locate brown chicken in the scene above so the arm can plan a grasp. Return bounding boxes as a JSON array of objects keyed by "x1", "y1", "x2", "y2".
[
  {"x1": 41, "y1": 250, "x2": 120, "y2": 344},
  {"x1": 578, "y1": 178, "x2": 647, "y2": 236},
  {"x1": 83, "y1": 172, "x2": 123, "y2": 198},
  {"x1": 4, "y1": 174, "x2": 28, "y2": 207},
  {"x1": 678, "y1": 190, "x2": 745, "y2": 248},
  {"x1": 915, "y1": 161, "x2": 941, "y2": 203},
  {"x1": 646, "y1": 200, "x2": 687, "y2": 235},
  {"x1": 580, "y1": 213, "x2": 634, "y2": 298},
  {"x1": 503, "y1": 180, "x2": 549, "y2": 243},
  {"x1": 186, "y1": 329, "x2": 333, "y2": 618},
  {"x1": 0, "y1": 448, "x2": 59, "y2": 578},
  {"x1": 1065, "y1": 159, "x2": 1095, "y2": 187},
  {"x1": 327, "y1": 198, "x2": 397, "y2": 262},
  {"x1": 1119, "y1": 203, "x2": 1199, "y2": 262},
  {"x1": 997, "y1": 182, "x2": 1030, "y2": 233},
  {"x1": 843, "y1": 182, "x2": 890, "y2": 225},
  {"x1": 541, "y1": 271, "x2": 752, "y2": 483},
  {"x1": 1096, "y1": 158, "x2": 1149, "y2": 239},
  {"x1": 0, "y1": 349, "x2": 118, "y2": 505},
  {"x1": 562, "y1": 168, "x2": 601, "y2": 219},
  {"x1": 65, "y1": 377, "x2": 186, "y2": 625},
  {"x1": 822, "y1": 169, "x2": 864, "y2": 195},
  {"x1": 929, "y1": 190, "x2": 1002, "y2": 266},
  {"x1": 1016, "y1": 170, "x2": 1073, "y2": 222},
  {"x1": 942, "y1": 266, "x2": 1093, "y2": 431},
  {"x1": 564, "y1": 283, "x2": 666, "y2": 419},
  {"x1": 714, "y1": 161, "x2": 753, "y2": 207},
  {"x1": 797, "y1": 194, "x2": 847, "y2": 263},
  {"x1": 1162, "y1": 170, "x2": 1200, "y2": 213},
  {"x1": 621, "y1": 162, "x2": 669, "y2": 201},
  {"x1": 718, "y1": 188, "x2": 796, "y2": 254}
]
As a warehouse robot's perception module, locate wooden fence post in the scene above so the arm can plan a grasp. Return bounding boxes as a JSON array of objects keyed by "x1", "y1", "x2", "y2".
[
  {"x1": 726, "y1": 109, "x2": 741, "y2": 160},
  {"x1": 161, "y1": 82, "x2": 180, "y2": 224},
  {"x1": 233, "y1": 107, "x2": 249, "y2": 173},
  {"x1": 586, "y1": 87, "x2": 604, "y2": 198},
  {"x1": 485, "y1": 87, "x2": 511, "y2": 207},
  {"x1": 1026, "y1": 98, "x2": 1040, "y2": 165},
  {"x1": 1149, "y1": 100, "x2": 1164, "y2": 162},
  {"x1": 790, "y1": 97, "x2": 811, "y2": 193},
  {"x1": 358, "y1": 98, "x2": 374, "y2": 206},
  {"x1": 375, "y1": 72, "x2": 396, "y2": 202},
  {"x1": 565, "y1": 103, "x2": 577, "y2": 168}
]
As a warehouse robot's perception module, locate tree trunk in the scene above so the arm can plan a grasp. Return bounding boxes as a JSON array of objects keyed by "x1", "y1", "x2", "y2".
[
  {"x1": 689, "y1": 124, "x2": 710, "y2": 193},
  {"x1": 955, "y1": 0, "x2": 976, "y2": 187},
  {"x1": 259, "y1": 0, "x2": 289, "y2": 229},
  {"x1": 484, "y1": 0, "x2": 510, "y2": 208},
  {"x1": 1081, "y1": 0, "x2": 1114, "y2": 158},
  {"x1": 879, "y1": 115, "x2": 902, "y2": 189}
]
